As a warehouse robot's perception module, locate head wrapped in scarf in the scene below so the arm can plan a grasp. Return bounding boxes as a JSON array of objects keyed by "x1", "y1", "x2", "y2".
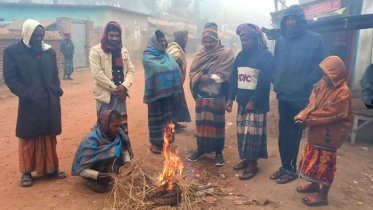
[
  {"x1": 101, "y1": 21, "x2": 123, "y2": 66},
  {"x1": 22, "y1": 19, "x2": 51, "y2": 52},
  {"x1": 144, "y1": 30, "x2": 167, "y2": 56},
  {"x1": 173, "y1": 30, "x2": 188, "y2": 52},
  {"x1": 97, "y1": 110, "x2": 117, "y2": 139},
  {"x1": 236, "y1": 23, "x2": 268, "y2": 50}
]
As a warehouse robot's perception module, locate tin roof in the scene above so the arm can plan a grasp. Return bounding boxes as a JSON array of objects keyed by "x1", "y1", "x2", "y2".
[
  {"x1": 0, "y1": 2, "x2": 149, "y2": 17},
  {"x1": 6, "y1": 19, "x2": 56, "y2": 31}
]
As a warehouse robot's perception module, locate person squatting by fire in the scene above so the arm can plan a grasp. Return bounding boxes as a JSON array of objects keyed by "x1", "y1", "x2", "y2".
[{"x1": 72, "y1": 110, "x2": 134, "y2": 193}]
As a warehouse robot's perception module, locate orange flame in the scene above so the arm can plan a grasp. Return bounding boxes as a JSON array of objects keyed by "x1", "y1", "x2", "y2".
[{"x1": 158, "y1": 123, "x2": 184, "y2": 190}]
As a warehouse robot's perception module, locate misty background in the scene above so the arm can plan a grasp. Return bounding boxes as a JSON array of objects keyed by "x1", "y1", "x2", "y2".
[{"x1": 0, "y1": 0, "x2": 300, "y2": 31}]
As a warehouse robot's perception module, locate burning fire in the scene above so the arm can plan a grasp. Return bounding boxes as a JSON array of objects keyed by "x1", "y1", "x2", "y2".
[{"x1": 158, "y1": 123, "x2": 184, "y2": 190}]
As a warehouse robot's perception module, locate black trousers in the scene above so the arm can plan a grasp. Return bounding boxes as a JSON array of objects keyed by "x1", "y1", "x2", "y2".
[{"x1": 278, "y1": 100, "x2": 308, "y2": 173}]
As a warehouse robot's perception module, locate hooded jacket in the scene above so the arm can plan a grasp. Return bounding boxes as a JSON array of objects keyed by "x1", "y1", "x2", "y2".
[
  {"x1": 295, "y1": 56, "x2": 352, "y2": 149},
  {"x1": 273, "y1": 5, "x2": 327, "y2": 101}
]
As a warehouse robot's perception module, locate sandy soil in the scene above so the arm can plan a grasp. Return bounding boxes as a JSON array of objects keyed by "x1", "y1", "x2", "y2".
[{"x1": 0, "y1": 59, "x2": 372, "y2": 210}]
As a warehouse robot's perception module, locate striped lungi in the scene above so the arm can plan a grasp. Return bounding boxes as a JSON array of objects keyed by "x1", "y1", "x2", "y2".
[
  {"x1": 19, "y1": 136, "x2": 59, "y2": 174},
  {"x1": 196, "y1": 95, "x2": 225, "y2": 153},
  {"x1": 148, "y1": 96, "x2": 175, "y2": 146},
  {"x1": 237, "y1": 105, "x2": 268, "y2": 160},
  {"x1": 97, "y1": 94, "x2": 128, "y2": 134}
]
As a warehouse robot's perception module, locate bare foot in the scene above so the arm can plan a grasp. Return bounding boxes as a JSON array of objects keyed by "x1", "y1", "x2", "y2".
[
  {"x1": 302, "y1": 194, "x2": 328, "y2": 207},
  {"x1": 297, "y1": 183, "x2": 321, "y2": 193}
]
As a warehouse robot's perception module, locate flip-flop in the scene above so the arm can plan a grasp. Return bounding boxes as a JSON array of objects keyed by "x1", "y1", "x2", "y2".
[
  {"x1": 276, "y1": 170, "x2": 298, "y2": 184},
  {"x1": 51, "y1": 170, "x2": 66, "y2": 179},
  {"x1": 233, "y1": 160, "x2": 249, "y2": 171},
  {"x1": 297, "y1": 184, "x2": 321, "y2": 194},
  {"x1": 302, "y1": 196, "x2": 328, "y2": 207},
  {"x1": 239, "y1": 167, "x2": 259, "y2": 180},
  {"x1": 270, "y1": 167, "x2": 285, "y2": 180},
  {"x1": 20, "y1": 173, "x2": 33, "y2": 187}
]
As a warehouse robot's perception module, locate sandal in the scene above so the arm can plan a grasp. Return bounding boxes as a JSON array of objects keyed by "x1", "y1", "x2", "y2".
[
  {"x1": 233, "y1": 160, "x2": 249, "y2": 170},
  {"x1": 20, "y1": 173, "x2": 33, "y2": 187},
  {"x1": 302, "y1": 196, "x2": 328, "y2": 207},
  {"x1": 239, "y1": 167, "x2": 259, "y2": 180},
  {"x1": 149, "y1": 145, "x2": 162, "y2": 155},
  {"x1": 270, "y1": 167, "x2": 286, "y2": 180},
  {"x1": 49, "y1": 170, "x2": 66, "y2": 179},
  {"x1": 276, "y1": 170, "x2": 298, "y2": 184},
  {"x1": 297, "y1": 184, "x2": 321, "y2": 194}
]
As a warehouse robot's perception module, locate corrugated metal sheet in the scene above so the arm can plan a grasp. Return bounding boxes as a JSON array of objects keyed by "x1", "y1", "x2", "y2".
[{"x1": 6, "y1": 19, "x2": 56, "y2": 31}]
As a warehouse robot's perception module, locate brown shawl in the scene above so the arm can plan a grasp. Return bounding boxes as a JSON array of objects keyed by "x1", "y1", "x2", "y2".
[{"x1": 189, "y1": 46, "x2": 235, "y2": 98}]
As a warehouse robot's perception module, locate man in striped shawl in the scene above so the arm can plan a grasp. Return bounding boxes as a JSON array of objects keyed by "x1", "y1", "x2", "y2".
[
  {"x1": 188, "y1": 23, "x2": 235, "y2": 166},
  {"x1": 143, "y1": 30, "x2": 185, "y2": 154},
  {"x1": 226, "y1": 23, "x2": 275, "y2": 180}
]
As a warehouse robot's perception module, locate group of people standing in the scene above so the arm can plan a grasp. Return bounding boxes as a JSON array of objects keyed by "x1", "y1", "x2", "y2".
[{"x1": 2, "y1": 4, "x2": 369, "y2": 208}]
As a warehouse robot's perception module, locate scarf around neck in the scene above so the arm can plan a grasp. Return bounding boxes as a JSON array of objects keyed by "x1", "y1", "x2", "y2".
[{"x1": 101, "y1": 22, "x2": 123, "y2": 67}]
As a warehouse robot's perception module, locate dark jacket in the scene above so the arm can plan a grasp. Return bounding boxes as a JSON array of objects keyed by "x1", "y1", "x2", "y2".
[
  {"x1": 60, "y1": 39, "x2": 74, "y2": 59},
  {"x1": 3, "y1": 41, "x2": 63, "y2": 138},
  {"x1": 273, "y1": 5, "x2": 327, "y2": 101},
  {"x1": 228, "y1": 49, "x2": 275, "y2": 113},
  {"x1": 361, "y1": 63, "x2": 373, "y2": 108}
]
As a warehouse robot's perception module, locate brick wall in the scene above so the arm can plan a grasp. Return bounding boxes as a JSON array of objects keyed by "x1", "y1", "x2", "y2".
[
  {"x1": 0, "y1": 32, "x2": 63, "y2": 85},
  {"x1": 56, "y1": 17, "x2": 72, "y2": 35}
]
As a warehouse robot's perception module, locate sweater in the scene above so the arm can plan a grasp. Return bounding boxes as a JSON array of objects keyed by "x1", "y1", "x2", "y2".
[{"x1": 228, "y1": 49, "x2": 275, "y2": 113}]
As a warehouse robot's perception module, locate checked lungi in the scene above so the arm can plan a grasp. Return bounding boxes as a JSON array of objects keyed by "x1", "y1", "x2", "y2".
[{"x1": 237, "y1": 105, "x2": 268, "y2": 160}]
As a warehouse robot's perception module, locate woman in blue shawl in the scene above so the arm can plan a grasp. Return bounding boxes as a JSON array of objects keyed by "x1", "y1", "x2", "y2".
[
  {"x1": 143, "y1": 30, "x2": 188, "y2": 154},
  {"x1": 71, "y1": 110, "x2": 133, "y2": 193}
]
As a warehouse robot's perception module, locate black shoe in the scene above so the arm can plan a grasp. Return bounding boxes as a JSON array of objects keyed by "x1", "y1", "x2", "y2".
[
  {"x1": 215, "y1": 153, "x2": 225, "y2": 166},
  {"x1": 62, "y1": 76, "x2": 67, "y2": 80},
  {"x1": 67, "y1": 77, "x2": 74, "y2": 80},
  {"x1": 188, "y1": 150, "x2": 205, "y2": 162},
  {"x1": 175, "y1": 123, "x2": 187, "y2": 130}
]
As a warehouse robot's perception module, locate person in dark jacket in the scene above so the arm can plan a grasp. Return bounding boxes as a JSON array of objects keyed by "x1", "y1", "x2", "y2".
[
  {"x1": 60, "y1": 32, "x2": 75, "y2": 80},
  {"x1": 3, "y1": 19, "x2": 65, "y2": 188},
  {"x1": 270, "y1": 5, "x2": 327, "y2": 184},
  {"x1": 226, "y1": 23, "x2": 275, "y2": 180},
  {"x1": 361, "y1": 63, "x2": 373, "y2": 108}
]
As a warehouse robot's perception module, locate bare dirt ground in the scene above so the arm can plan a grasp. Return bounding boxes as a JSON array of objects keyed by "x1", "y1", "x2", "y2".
[{"x1": 0, "y1": 58, "x2": 373, "y2": 210}]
